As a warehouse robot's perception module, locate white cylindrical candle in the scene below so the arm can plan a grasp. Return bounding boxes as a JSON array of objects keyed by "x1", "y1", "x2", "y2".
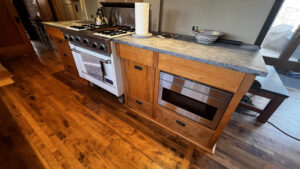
[{"x1": 135, "y1": 3, "x2": 150, "y2": 35}]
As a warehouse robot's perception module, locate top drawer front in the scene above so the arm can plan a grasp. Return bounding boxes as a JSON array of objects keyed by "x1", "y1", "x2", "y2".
[
  {"x1": 158, "y1": 53, "x2": 246, "y2": 93},
  {"x1": 119, "y1": 44, "x2": 154, "y2": 67},
  {"x1": 45, "y1": 26, "x2": 64, "y2": 40},
  {"x1": 53, "y1": 38, "x2": 70, "y2": 53}
]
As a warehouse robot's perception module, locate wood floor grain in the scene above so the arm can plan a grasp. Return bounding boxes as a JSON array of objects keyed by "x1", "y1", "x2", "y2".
[{"x1": 0, "y1": 44, "x2": 299, "y2": 169}]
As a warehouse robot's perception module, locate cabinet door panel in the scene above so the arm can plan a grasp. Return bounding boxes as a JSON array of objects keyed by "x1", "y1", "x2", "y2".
[
  {"x1": 127, "y1": 94, "x2": 153, "y2": 117},
  {"x1": 0, "y1": 0, "x2": 33, "y2": 60},
  {"x1": 52, "y1": 37, "x2": 78, "y2": 77},
  {"x1": 123, "y1": 59, "x2": 154, "y2": 104}
]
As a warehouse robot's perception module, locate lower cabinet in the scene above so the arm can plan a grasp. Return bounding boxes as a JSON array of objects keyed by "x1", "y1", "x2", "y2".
[
  {"x1": 45, "y1": 26, "x2": 85, "y2": 83},
  {"x1": 52, "y1": 37, "x2": 78, "y2": 77},
  {"x1": 121, "y1": 59, "x2": 155, "y2": 117},
  {"x1": 118, "y1": 43, "x2": 254, "y2": 154}
]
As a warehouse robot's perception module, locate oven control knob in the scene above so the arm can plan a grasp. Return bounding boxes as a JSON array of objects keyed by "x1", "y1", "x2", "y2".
[
  {"x1": 99, "y1": 44, "x2": 105, "y2": 51},
  {"x1": 92, "y1": 42, "x2": 97, "y2": 48},
  {"x1": 69, "y1": 36, "x2": 74, "y2": 41},
  {"x1": 75, "y1": 37, "x2": 81, "y2": 42},
  {"x1": 83, "y1": 39, "x2": 89, "y2": 44},
  {"x1": 64, "y1": 35, "x2": 69, "y2": 40}
]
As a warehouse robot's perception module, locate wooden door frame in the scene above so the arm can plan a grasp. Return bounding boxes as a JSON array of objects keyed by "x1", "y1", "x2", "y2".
[
  {"x1": 263, "y1": 26, "x2": 300, "y2": 72},
  {"x1": 0, "y1": 0, "x2": 34, "y2": 60}
]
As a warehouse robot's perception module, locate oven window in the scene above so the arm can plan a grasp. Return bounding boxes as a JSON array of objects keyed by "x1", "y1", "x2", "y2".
[{"x1": 162, "y1": 88, "x2": 217, "y2": 121}]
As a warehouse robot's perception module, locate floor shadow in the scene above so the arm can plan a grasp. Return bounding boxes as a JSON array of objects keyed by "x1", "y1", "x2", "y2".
[{"x1": 0, "y1": 95, "x2": 45, "y2": 169}]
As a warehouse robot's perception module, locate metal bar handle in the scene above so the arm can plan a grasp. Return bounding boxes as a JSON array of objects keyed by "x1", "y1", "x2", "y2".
[
  {"x1": 99, "y1": 59, "x2": 111, "y2": 64},
  {"x1": 71, "y1": 48, "x2": 81, "y2": 53}
]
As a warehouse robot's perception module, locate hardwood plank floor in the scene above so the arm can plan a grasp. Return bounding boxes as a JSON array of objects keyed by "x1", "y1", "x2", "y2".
[{"x1": 0, "y1": 43, "x2": 299, "y2": 169}]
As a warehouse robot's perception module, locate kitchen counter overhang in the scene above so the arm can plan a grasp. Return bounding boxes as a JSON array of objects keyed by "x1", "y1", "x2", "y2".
[{"x1": 112, "y1": 36, "x2": 268, "y2": 77}]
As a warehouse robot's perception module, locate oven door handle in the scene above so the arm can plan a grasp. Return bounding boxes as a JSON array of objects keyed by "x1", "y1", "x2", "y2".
[
  {"x1": 99, "y1": 58, "x2": 111, "y2": 64},
  {"x1": 71, "y1": 48, "x2": 81, "y2": 54}
]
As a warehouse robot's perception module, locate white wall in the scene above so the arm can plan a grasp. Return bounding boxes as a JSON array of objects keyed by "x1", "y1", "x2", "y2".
[
  {"x1": 160, "y1": 0, "x2": 275, "y2": 44},
  {"x1": 85, "y1": 0, "x2": 102, "y2": 21},
  {"x1": 144, "y1": 0, "x2": 161, "y2": 32}
]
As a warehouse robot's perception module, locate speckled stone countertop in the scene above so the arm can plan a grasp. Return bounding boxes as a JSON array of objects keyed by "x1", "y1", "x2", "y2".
[
  {"x1": 43, "y1": 20, "x2": 93, "y2": 29},
  {"x1": 113, "y1": 36, "x2": 268, "y2": 76},
  {"x1": 43, "y1": 21, "x2": 267, "y2": 76}
]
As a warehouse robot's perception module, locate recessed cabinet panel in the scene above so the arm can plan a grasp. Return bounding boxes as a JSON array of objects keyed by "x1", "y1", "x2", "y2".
[
  {"x1": 122, "y1": 59, "x2": 155, "y2": 116},
  {"x1": 125, "y1": 60, "x2": 154, "y2": 102},
  {"x1": 52, "y1": 37, "x2": 78, "y2": 77}
]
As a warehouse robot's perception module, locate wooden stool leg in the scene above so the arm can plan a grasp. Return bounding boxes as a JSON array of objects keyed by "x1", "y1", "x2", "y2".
[{"x1": 257, "y1": 95, "x2": 286, "y2": 123}]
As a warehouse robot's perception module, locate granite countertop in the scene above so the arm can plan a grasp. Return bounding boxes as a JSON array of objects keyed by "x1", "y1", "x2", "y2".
[
  {"x1": 43, "y1": 20, "x2": 93, "y2": 29},
  {"x1": 113, "y1": 36, "x2": 268, "y2": 76},
  {"x1": 43, "y1": 20, "x2": 267, "y2": 76}
]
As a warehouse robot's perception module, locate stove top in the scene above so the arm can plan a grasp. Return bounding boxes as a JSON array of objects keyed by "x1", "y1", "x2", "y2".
[
  {"x1": 93, "y1": 26, "x2": 135, "y2": 38},
  {"x1": 66, "y1": 24, "x2": 135, "y2": 38},
  {"x1": 63, "y1": 24, "x2": 135, "y2": 54}
]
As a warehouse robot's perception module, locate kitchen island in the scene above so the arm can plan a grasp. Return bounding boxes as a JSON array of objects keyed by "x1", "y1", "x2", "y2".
[
  {"x1": 43, "y1": 21, "x2": 268, "y2": 153},
  {"x1": 113, "y1": 35, "x2": 267, "y2": 153}
]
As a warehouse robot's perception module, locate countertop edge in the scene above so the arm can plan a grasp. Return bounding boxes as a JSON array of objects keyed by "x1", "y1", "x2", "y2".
[
  {"x1": 112, "y1": 39, "x2": 268, "y2": 77},
  {"x1": 43, "y1": 22, "x2": 63, "y2": 29}
]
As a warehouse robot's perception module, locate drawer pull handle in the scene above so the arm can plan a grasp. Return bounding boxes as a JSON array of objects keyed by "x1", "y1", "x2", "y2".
[
  {"x1": 136, "y1": 100, "x2": 143, "y2": 105},
  {"x1": 176, "y1": 120, "x2": 186, "y2": 127},
  {"x1": 134, "y1": 65, "x2": 142, "y2": 70},
  {"x1": 59, "y1": 40, "x2": 63, "y2": 43},
  {"x1": 63, "y1": 53, "x2": 67, "y2": 56}
]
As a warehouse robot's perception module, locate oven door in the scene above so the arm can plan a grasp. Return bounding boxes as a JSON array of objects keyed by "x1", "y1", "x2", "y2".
[
  {"x1": 75, "y1": 49, "x2": 114, "y2": 86},
  {"x1": 158, "y1": 79, "x2": 228, "y2": 129}
]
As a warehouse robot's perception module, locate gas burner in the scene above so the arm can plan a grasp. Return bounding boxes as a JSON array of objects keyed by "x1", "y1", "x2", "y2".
[
  {"x1": 67, "y1": 24, "x2": 109, "y2": 31},
  {"x1": 93, "y1": 27, "x2": 135, "y2": 38}
]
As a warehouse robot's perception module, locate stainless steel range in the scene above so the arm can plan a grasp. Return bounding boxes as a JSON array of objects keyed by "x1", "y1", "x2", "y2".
[{"x1": 62, "y1": 3, "x2": 135, "y2": 102}]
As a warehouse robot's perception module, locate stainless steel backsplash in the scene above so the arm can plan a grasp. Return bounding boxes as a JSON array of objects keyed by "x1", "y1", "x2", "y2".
[{"x1": 101, "y1": 7, "x2": 135, "y2": 27}]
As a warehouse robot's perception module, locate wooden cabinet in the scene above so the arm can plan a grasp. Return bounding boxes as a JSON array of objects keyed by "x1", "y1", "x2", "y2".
[
  {"x1": 119, "y1": 44, "x2": 155, "y2": 117},
  {"x1": 0, "y1": 0, "x2": 34, "y2": 60},
  {"x1": 52, "y1": 37, "x2": 78, "y2": 77},
  {"x1": 51, "y1": 0, "x2": 77, "y2": 21},
  {"x1": 122, "y1": 59, "x2": 155, "y2": 116},
  {"x1": 35, "y1": 0, "x2": 53, "y2": 21},
  {"x1": 117, "y1": 42, "x2": 255, "y2": 154},
  {"x1": 45, "y1": 26, "x2": 86, "y2": 84}
]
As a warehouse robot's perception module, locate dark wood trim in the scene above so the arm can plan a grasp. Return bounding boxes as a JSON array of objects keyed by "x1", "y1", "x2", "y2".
[
  {"x1": 207, "y1": 74, "x2": 255, "y2": 149},
  {"x1": 257, "y1": 95, "x2": 286, "y2": 123},
  {"x1": 239, "y1": 102, "x2": 264, "y2": 114},
  {"x1": 254, "y1": 0, "x2": 284, "y2": 46}
]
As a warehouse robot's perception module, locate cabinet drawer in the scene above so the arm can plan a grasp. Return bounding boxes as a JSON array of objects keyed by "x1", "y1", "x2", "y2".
[
  {"x1": 53, "y1": 38, "x2": 71, "y2": 54},
  {"x1": 156, "y1": 105, "x2": 214, "y2": 146},
  {"x1": 127, "y1": 95, "x2": 152, "y2": 117},
  {"x1": 158, "y1": 53, "x2": 245, "y2": 93},
  {"x1": 119, "y1": 44, "x2": 154, "y2": 67},
  {"x1": 58, "y1": 51, "x2": 78, "y2": 76},
  {"x1": 45, "y1": 26, "x2": 64, "y2": 39}
]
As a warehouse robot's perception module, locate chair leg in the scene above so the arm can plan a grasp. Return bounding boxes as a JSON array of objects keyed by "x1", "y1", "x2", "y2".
[{"x1": 257, "y1": 95, "x2": 286, "y2": 123}]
